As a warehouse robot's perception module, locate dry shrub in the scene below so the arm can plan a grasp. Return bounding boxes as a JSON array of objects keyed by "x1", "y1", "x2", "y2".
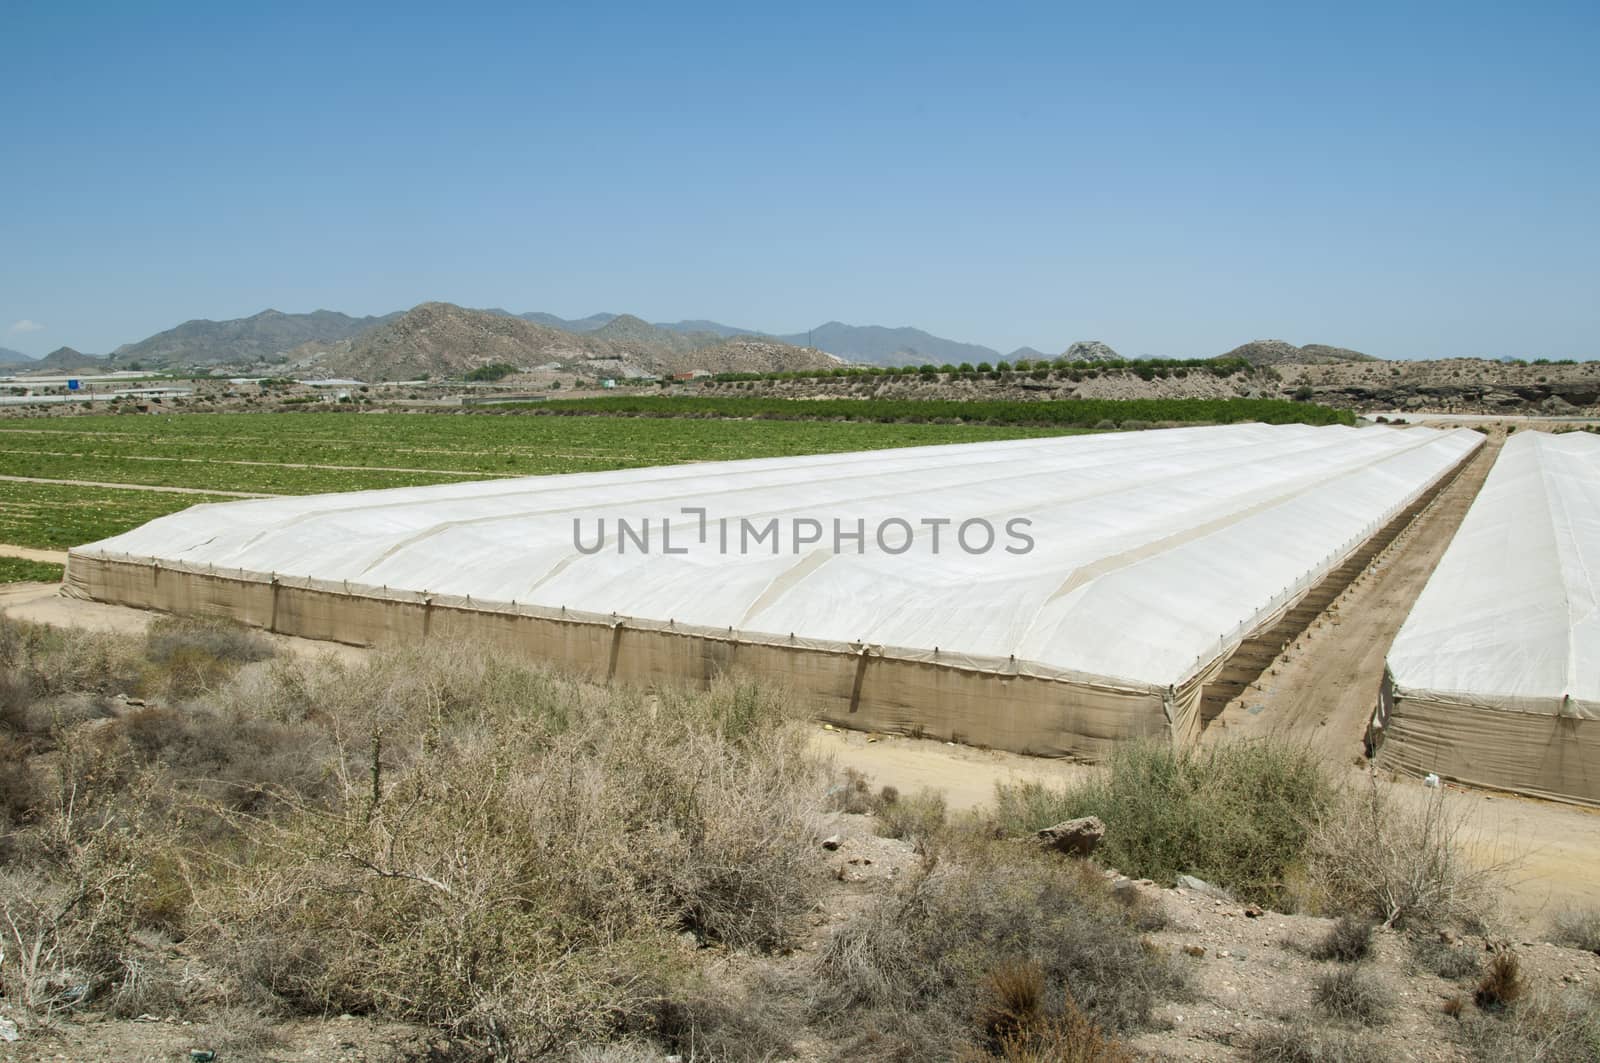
[
  {"x1": 991, "y1": 739, "x2": 1335, "y2": 908},
  {"x1": 1308, "y1": 777, "x2": 1502, "y2": 929},
  {"x1": 813, "y1": 844, "x2": 1186, "y2": 1057},
  {"x1": 1244, "y1": 1021, "x2": 1388, "y2": 1063},
  {"x1": 0, "y1": 744, "x2": 178, "y2": 1014},
  {"x1": 826, "y1": 767, "x2": 876, "y2": 814},
  {"x1": 1312, "y1": 966, "x2": 1390, "y2": 1024},
  {"x1": 0, "y1": 615, "x2": 142, "y2": 712},
  {"x1": 1410, "y1": 935, "x2": 1482, "y2": 980},
  {"x1": 1473, "y1": 949, "x2": 1524, "y2": 1012},
  {"x1": 874, "y1": 786, "x2": 948, "y2": 850},
  {"x1": 143, "y1": 616, "x2": 275, "y2": 698},
  {"x1": 189, "y1": 649, "x2": 823, "y2": 1056},
  {"x1": 1552, "y1": 908, "x2": 1600, "y2": 954},
  {"x1": 1454, "y1": 986, "x2": 1600, "y2": 1063},
  {"x1": 1307, "y1": 916, "x2": 1373, "y2": 963}
]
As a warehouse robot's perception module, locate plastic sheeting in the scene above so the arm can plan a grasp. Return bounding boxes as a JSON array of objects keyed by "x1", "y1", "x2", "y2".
[
  {"x1": 1377, "y1": 431, "x2": 1599, "y2": 805},
  {"x1": 69, "y1": 423, "x2": 1480, "y2": 692},
  {"x1": 1388, "y1": 431, "x2": 1599, "y2": 718}
]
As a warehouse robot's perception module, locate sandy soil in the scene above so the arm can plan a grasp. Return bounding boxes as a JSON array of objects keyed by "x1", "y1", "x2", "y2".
[
  {"x1": 0, "y1": 583, "x2": 367, "y2": 664},
  {"x1": 0, "y1": 545, "x2": 67, "y2": 564}
]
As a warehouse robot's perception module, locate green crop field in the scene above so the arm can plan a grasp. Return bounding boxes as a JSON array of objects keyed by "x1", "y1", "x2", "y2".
[
  {"x1": 0, "y1": 480, "x2": 237, "y2": 551},
  {"x1": 0, "y1": 412, "x2": 1077, "y2": 548},
  {"x1": 0, "y1": 397, "x2": 1352, "y2": 553},
  {"x1": 0, "y1": 556, "x2": 65, "y2": 584},
  {"x1": 528, "y1": 395, "x2": 1359, "y2": 427}
]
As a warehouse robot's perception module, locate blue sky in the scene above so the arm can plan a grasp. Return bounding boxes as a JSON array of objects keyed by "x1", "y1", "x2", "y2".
[{"x1": 3, "y1": 1, "x2": 1596, "y2": 359}]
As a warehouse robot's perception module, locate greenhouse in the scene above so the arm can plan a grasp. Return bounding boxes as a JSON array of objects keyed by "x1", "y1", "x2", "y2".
[
  {"x1": 1375, "y1": 430, "x2": 1599, "y2": 805},
  {"x1": 67, "y1": 422, "x2": 1482, "y2": 758}
]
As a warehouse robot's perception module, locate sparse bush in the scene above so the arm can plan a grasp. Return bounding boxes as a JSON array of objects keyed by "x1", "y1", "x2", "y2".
[
  {"x1": 991, "y1": 739, "x2": 1334, "y2": 907},
  {"x1": 143, "y1": 616, "x2": 275, "y2": 697},
  {"x1": 873, "y1": 786, "x2": 947, "y2": 849},
  {"x1": 1552, "y1": 908, "x2": 1600, "y2": 954},
  {"x1": 813, "y1": 846, "x2": 1187, "y2": 1055},
  {"x1": 1453, "y1": 986, "x2": 1600, "y2": 1063},
  {"x1": 1245, "y1": 1021, "x2": 1388, "y2": 1063},
  {"x1": 1313, "y1": 966, "x2": 1390, "y2": 1024},
  {"x1": 1308, "y1": 916, "x2": 1374, "y2": 963},
  {"x1": 1308, "y1": 778, "x2": 1502, "y2": 929},
  {"x1": 1411, "y1": 934, "x2": 1482, "y2": 980},
  {"x1": 189, "y1": 655, "x2": 824, "y2": 1055}
]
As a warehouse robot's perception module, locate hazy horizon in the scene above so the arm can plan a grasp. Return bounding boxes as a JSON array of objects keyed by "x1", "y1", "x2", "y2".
[{"x1": 4, "y1": 2, "x2": 1597, "y2": 361}]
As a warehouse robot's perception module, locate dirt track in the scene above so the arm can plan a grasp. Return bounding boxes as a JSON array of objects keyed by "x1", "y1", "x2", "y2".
[
  {"x1": 1205, "y1": 434, "x2": 1502, "y2": 753},
  {"x1": 0, "y1": 472, "x2": 273, "y2": 497}
]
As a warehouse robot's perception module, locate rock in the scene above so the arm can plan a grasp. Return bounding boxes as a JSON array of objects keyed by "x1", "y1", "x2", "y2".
[
  {"x1": 0, "y1": 1018, "x2": 18, "y2": 1043},
  {"x1": 1035, "y1": 815, "x2": 1106, "y2": 856},
  {"x1": 821, "y1": 835, "x2": 843, "y2": 851},
  {"x1": 1183, "y1": 945, "x2": 1206, "y2": 958},
  {"x1": 1176, "y1": 874, "x2": 1234, "y2": 901},
  {"x1": 1244, "y1": 905, "x2": 1263, "y2": 918}
]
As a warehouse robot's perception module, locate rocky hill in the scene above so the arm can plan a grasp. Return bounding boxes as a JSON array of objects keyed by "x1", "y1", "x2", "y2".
[
  {"x1": 658, "y1": 337, "x2": 839, "y2": 376},
  {"x1": 112, "y1": 308, "x2": 400, "y2": 367},
  {"x1": 518, "y1": 311, "x2": 618, "y2": 332},
  {"x1": 1223, "y1": 339, "x2": 1376, "y2": 366},
  {"x1": 778, "y1": 322, "x2": 1000, "y2": 367},
  {"x1": 301, "y1": 303, "x2": 834, "y2": 381},
  {"x1": 589, "y1": 314, "x2": 724, "y2": 356},
  {"x1": 0, "y1": 346, "x2": 35, "y2": 367},
  {"x1": 37, "y1": 346, "x2": 106, "y2": 371},
  {"x1": 303, "y1": 303, "x2": 610, "y2": 380},
  {"x1": 1062, "y1": 340, "x2": 1121, "y2": 362},
  {"x1": 1006, "y1": 346, "x2": 1052, "y2": 362}
]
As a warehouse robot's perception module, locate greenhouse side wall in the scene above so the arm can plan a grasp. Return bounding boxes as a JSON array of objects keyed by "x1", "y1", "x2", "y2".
[
  {"x1": 1373, "y1": 682, "x2": 1600, "y2": 807},
  {"x1": 63, "y1": 553, "x2": 1172, "y2": 760}
]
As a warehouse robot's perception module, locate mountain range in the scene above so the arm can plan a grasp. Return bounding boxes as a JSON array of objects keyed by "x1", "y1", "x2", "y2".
[
  {"x1": 111, "y1": 308, "x2": 402, "y2": 367},
  {"x1": 295, "y1": 303, "x2": 840, "y2": 381},
  {"x1": 9, "y1": 304, "x2": 1377, "y2": 378}
]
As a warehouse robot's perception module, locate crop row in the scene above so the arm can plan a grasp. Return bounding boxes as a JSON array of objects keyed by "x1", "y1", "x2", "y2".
[
  {"x1": 0, "y1": 415, "x2": 1071, "y2": 494},
  {"x1": 0, "y1": 481, "x2": 237, "y2": 551},
  {"x1": 528, "y1": 395, "x2": 1360, "y2": 427}
]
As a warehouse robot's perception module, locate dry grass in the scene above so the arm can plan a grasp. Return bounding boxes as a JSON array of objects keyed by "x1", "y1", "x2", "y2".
[
  {"x1": 1306, "y1": 917, "x2": 1373, "y2": 963},
  {"x1": 1410, "y1": 935, "x2": 1482, "y2": 980},
  {"x1": 1451, "y1": 986, "x2": 1600, "y2": 1063},
  {"x1": 1244, "y1": 1021, "x2": 1388, "y2": 1063},
  {"x1": 1312, "y1": 966, "x2": 1390, "y2": 1024},
  {"x1": 1551, "y1": 908, "x2": 1600, "y2": 954}
]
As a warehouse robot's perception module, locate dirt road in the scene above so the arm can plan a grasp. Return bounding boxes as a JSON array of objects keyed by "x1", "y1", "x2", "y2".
[
  {"x1": 0, "y1": 543, "x2": 67, "y2": 563},
  {"x1": 1206, "y1": 435, "x2": 1503, "y2": 754}
]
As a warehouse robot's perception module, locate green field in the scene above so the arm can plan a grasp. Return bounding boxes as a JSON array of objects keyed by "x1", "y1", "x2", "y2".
[
  {"x1": 0, "y1": 398, "x2": 1353, "y2": 552},
  {"x1": 530, "y1": 395, "x2": 1359, "y2": 427},
  {"x1": 0, "y1": 556, "x2": 65, "y2": 583},
  {"x1": 0, "y1": 480, "x2": 238, "y2": 551},
  {"x1": 0, "y1": 412, "x2": 1078, "y2": 548}
]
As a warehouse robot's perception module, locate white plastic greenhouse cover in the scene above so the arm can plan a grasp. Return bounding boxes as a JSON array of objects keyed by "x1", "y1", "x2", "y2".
[
  {"x1": 1388, "y1": 431, "x2": 1600, "y2": 717},
  {"x1": 69, "y1": 422, "x2": 1481, "y2": 693}
]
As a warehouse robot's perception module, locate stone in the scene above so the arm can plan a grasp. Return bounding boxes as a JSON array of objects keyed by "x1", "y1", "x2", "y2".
[
  {"x1": 1176, "y1": 874, "x2": 1235, "y2": 901},
  {"x1": 1035, "y1": 815, "x2": 1106, "y2": 856},
  {"x1": 821, "y1": 835, "x2": 843, "y2": 851}
]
